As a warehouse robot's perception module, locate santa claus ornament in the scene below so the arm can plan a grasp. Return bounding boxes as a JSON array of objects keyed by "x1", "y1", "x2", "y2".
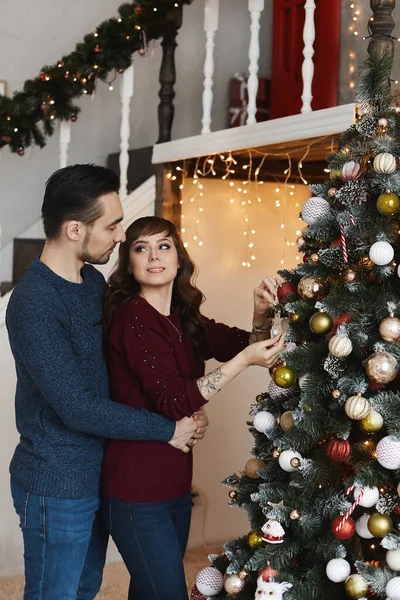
[
  {"x1": 254, "y1": 578, "x2": 293, "y2": 600},
  {"x1": 261, "y1": 519, "x2": 286, "y2": 544}
]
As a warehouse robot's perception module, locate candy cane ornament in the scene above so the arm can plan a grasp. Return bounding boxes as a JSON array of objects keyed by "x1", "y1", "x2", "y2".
[{"x1": 335, "y1": 485, "x2": 364, "y2": 532}]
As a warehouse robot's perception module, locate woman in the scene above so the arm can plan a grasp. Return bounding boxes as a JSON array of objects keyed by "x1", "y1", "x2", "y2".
[{"x1": 101, "y1": 216, "x2": 285, "y2": 600}]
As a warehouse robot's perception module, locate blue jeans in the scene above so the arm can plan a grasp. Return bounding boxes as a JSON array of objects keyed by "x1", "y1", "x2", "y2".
[
  {"x1": 11, "y1": 480, "x2": 109, "y2": 600},
  {"x1": 101, "y1": 492, "x2": 192, "y2": 600}
]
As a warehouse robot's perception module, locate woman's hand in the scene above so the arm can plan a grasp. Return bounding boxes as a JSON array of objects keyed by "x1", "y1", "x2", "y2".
[
  {"x1": 253, "y1": 276, "x2": 281, "y2": 325},
  {"x1": 240, "y1": 333, "x2": 286, "y2": 368}
]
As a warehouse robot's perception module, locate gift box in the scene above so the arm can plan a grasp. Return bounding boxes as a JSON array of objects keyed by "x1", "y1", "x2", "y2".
[{"x1": 229, "y1": 75, "x2": 270, "y2": 127}]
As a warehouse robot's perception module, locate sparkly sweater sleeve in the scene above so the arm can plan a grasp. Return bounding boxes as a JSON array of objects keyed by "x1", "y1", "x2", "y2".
[
  {"x1": 202, "y1": 316, "x2": 250, "y2": 362},
  {"x1": 114, "y1": 304, "x2": 208, "y2": 421}
]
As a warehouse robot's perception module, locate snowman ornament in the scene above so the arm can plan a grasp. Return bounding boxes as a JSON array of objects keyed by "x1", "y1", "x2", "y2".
[{"x1": 255, "y1": 578, "x2": 293, "y2": 599}]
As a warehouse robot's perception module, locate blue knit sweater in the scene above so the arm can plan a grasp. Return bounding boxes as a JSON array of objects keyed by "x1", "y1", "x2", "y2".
[{"x1": 6, "y1": 258, "x2": 175, "y2": 499}]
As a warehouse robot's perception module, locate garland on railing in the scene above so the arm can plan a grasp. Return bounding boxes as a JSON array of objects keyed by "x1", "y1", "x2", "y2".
[{"x1": 0, "y1": 0, "x2": 194, "y2": 155}]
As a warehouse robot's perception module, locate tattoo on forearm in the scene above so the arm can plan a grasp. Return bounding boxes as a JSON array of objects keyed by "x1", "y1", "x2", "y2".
[{"x1": 197, "y1": 367, "x2": 225, "y2": 397}]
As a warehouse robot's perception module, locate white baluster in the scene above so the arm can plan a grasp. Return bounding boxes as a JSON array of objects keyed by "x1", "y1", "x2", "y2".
[
  {"x1": 247, "y1": 0, "x2": 264, "y2": 125},
  {"x1": 59, "y1": 121, "x2": 71, "y2": 169},
  {"x1": 301, "y1": 0, "x2": 316, "y2": 113},
  {"x1": 119, "y1": 63, "x2": 134, "y2": 200},
  {"x1": 201, "y1": 0, "x2": 219, "y2": 134}
]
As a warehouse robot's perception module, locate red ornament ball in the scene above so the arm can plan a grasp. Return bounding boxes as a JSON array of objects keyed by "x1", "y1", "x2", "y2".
[
  {"x1": 134, "y1": 5, "x2": 143, "y2": 14},
  {"x1": 94, "y1": 45, "x2": 102, "y2": 53},
  {"x1": 277, "y1": 282, "x2": 297, "y2": 303},
  {"x1": 70, "y1": 115, "x2": 77, "y2": 122},
  {"x1": 303, "y1": 255, "x2": 309, "y2": 263},
  {"x1": 368, "y1": 380, "x2": 385, "y2": 392},
  {"x1": 17, "y1": 148, "x2": 25, "y2": 157},
  {"x1": 331, "y1": 313, "x2": 352, "y2": 335},
  {"x1": 258, "y1": 565, "x2": 280, "y2": 582},
  {"x1": 39, "y1": 73, "x2": 45, "y2": 80},
  {"x1": 64, "y1": 74, "x2": 69, "y2": 80},
  {"x1": 331, "y1": 516, "x2": 355, "y2": 540},
  {"x1": 327, "y1": 439, "x2": 351, "y2": 463},
  {"x1": 189, "y1": 586, "x2": 207, "y2": 600},
  {"x1": 118, "y1": 68, "x2": 125, "y2": 73}
]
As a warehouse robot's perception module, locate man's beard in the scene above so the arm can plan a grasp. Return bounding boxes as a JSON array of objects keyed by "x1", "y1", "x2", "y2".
[{"x1": 81, "y1": 228, "x2": 112, "y2": 265}]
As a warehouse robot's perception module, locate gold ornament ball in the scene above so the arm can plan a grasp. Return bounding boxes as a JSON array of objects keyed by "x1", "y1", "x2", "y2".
[
  {"x1": 224, "y1": 572, "x2": 247, "y2": 596},
  {"x1": 365, "y1": 350, "x2": 398, "y2": 384},
  {"x1": 358, "y1": 256, "x2": 374, "y2": 271},
  {"x1": 309, "y1": 311, "x2": 333, "y2": 335},
  {"x1": 332, "y1": 389, "x2": 342, "y2": 399},
  {"x1": 330, "y1": 168, "x2": 341, "y2": 179},
  {"x1": 248, "y1": 531, "x2": 264, "y2": 549},
  {"x1": 377, "y1": 192, "x2": 400, "y2": 216},
  {"x1": 298, "y1": 276, "x2": 329, "y2": 301},
  {"x1": 310, "y1": 253, "x2": 320, "y2": 263},
  {"x1": 367, "y1": 512, "x2": 392, "y2": 537},
  {"x1": 274, "y1": 365, "x2": 297, "y2": 388},
  {"x1": 280, "y1": 411, "x2": 295, "y2": 432},
  {"x1": 272, "y1": 448, "x2": 282, "y2": 458},
  {"x1": 379, "y1": 315, "x2": 400, "y2": 342},
  {"x1": 360, "y1": 409, "x2": 384, "y2": 433},
  {"x1": 344, "y1": 269, "x2": 356, "y2": 283},
  {"x1": 290, "y1": 509, "x2": 300, "y2": 520},
  {"x1": 345, "y1": 574, "x2": 369, "y2": 599},
  {"x1": 291, "y1": 312, "x2": 301, "y2": 323},
  {"x1": 244, "y1": 458, "x2": 266, "y2": 479},
  {"x1": 256, "y1": 394, "x2": 263, "y2": 403}
]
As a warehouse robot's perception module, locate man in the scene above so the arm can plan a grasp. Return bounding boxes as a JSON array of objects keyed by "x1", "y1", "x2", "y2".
[{"x1": 6, "y1": 164, "x2": 208, "y2": 600}]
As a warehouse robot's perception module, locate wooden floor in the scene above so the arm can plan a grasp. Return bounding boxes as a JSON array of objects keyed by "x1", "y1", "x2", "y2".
[{"x1": 0, "y1": 544, "x2": 223, "y2": 600}]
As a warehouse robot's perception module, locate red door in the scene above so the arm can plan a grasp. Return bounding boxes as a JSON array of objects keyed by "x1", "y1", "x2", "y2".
[{"x1": 270, "y1": 0, "x2": 341, "y2": 119}]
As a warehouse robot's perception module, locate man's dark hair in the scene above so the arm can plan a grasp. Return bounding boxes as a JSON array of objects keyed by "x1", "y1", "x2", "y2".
[{"x1": 42, "y1": 164, "x2": 120, "y2": 240}]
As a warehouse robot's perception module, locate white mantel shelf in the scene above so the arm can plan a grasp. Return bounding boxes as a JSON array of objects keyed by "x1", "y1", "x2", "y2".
[{"x1": 152, "y1": 103, "x2": 355, "y2": 164}]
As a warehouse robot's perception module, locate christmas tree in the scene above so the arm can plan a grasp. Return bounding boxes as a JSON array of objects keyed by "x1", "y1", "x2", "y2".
[{"x1": 191, "y1": 15, "x2": 400, "y2": 600}]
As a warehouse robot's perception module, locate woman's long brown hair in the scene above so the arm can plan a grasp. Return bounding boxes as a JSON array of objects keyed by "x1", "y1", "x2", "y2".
[{"x1": 103, "y1": 216, "x2": 208, "y2": 359}]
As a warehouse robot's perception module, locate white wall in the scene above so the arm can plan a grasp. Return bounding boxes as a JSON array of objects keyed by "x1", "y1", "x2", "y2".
[
  {"x1": 182, "y1": 178, "x2": 309, "y2": 545},
  {"x1": 0, "y1": 0, "x2": 272, "y2": 266}
]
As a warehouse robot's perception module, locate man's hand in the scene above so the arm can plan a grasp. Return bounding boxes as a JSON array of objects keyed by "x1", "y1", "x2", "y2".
[
  {"x1": 168, "y1": 416, "x2": 197, "y2": 453},
  {"x1": 192, "y1": 408, "x2": 209, "y2": 443}
]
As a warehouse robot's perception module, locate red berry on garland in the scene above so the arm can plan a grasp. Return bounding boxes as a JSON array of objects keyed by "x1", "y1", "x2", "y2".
[
  {"x1": 70, "y1": 115, "x2": 77, "y2": 122},
  {"x1": 118, "y1": 68, "x2": 125, "y2": 73},
  {"x1": 94, "y1": 45, "x2": 102, "y2": 53},
  {"x1": 39, "y1": 73, "x2": 45, "y2": 80},
  {"x1": 332, "y1": 238, "x2": 342, "y2": 247},
  {"x1": 331, "y1": 516, "x2": 355, "y2": 540},
  {"x1": 277, "y1": 282, "x2": 297, "y2": 303},
  {"x1": 303, "y1": 255, "x2": 309, "y2": 263},
  {"x1": 17, "y1": 148, "x2": 25, "y2": 156},
  {"x1": 327, "y1": 439, "x2": 351, "y2": 463},
  {"x1": 134, "y1": 5, "x2": 143, "y2": 14}
]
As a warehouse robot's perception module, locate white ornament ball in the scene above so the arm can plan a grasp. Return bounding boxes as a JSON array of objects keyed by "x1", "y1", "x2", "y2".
[
  {"x1": 398, "y1": 264, "x2": 400, "y2": 279},
  {"x1": 195, "y1": 567, "x2": 224, "y2": 596},
  {"x1": 354, "y1": 485, "x2": 380, "y2": 508},
  {"x1": 329, "y1": 335, "x2": 353, "y2": 358},
  {"x1": 369, "y1": 241, "x2": 394, "y2": 266},
  {"x1": 376, "y1": 436, "x2": 400, "y2": 470},
  {"x1": 356, "y1": 513, "x2": 374, "y2": 539},
  {"x1": 253, "y1": 411, "x2": 276, "y2": 434},
  {"x1": 386, "y1": 577, "x2": 400, "y2": 600},
  {"x1": 387, "y1": 549, "x2": 400, "y2": 571},
  {"x1": 301, "y1": 197, "x2": 331, "y2": 225},
  {"x1": 373, "y1": 152, "x2": 397, "y2": 174},
  {"x1": 299, "y1": 373, "x2": 311, "y2": 390},
  {"x1": 278, "y1": 449, "x2": 302, "y2": 472},
  {"x1": 326, "y1": 558, "x2": 351, "y2": 583}
]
